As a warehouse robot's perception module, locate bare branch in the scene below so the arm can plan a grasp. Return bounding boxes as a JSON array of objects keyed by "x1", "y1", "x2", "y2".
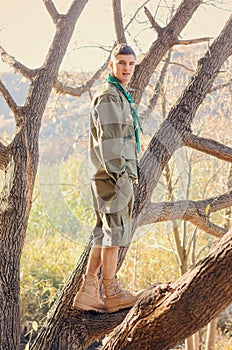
[
  {"x1": 0, "y1": 45, "x2": 37, "y2": 80},
  {"x1": 209, "y1": 79, "x2": 232, "y2": 93},
  {"x1": 169, "y1": 60, "x2": 195, "y2": 72},
  {"x1": 144, "y1": 6, "x2": 162, "y2": 34},
  {"x1": 54, "y1": 54, "x2": 109, "y2": 96},
  {"x1": 113, "y1": 0, "x2": 127, "y2": 43},
  {"x1": 124, "y1": 0, "x2": 151, "y2": 32},
  {"x1": 140, "y1": 190, "x2": 232, "y2": 237},
  {"x1": 174, "y1": 37, "x2": 212, "y2": 45},
  {"x1": 183, "y1": 132, "x2": 232, "y2": 162},
  {"x1": 132, "y1": 0, "x2": 205, "y2": 104},
  {"x1": 0, "y1": 79, "x2": 20, "y2": 119},
  {"x1": 43, "y1": 0, "x2": 62, "y2": 24},
  {"x1": 143, "y1": 49, "x2": 173, "y2": 118}
]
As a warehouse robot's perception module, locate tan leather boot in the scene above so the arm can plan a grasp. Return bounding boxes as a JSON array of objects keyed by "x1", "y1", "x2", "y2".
[
  {"x1": 103, "y1": 276, "x2": 143, "y2": 313},
  {"x1": 73, "y1": 274, "x2": 106, "y2": 313}
]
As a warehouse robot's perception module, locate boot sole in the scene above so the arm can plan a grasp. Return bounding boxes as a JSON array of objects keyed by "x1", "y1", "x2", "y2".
[{"x1": 74, "y1": 301, "x2": 106, "y2": 313}]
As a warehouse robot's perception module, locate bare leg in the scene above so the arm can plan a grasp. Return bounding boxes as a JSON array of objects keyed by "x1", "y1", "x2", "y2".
[
  {"x1": 73, "y1": 246, "x2": 105, "y2": 312},
  {"x1": 101, "y1": 246, "x2": 119, "y2": 279},
  {"x1": 86, "y1": 246, "x2": 102, "y2": 277}
]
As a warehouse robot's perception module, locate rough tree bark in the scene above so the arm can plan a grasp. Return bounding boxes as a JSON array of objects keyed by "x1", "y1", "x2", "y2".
[
  {"x1": 31, "y1": 12, "x2": 232, "y2": 350},
  {"x1": 101, "y1": 229, "x2": 232, "y2": 350},
  {"x1": 0, "y1": 1, "x2": 231, "y2": 350},
  {"x1": 0, "y1": 1, "x2": 89, "y2": 349}
]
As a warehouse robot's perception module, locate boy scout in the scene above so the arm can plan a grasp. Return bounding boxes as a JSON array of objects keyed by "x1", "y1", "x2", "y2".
[{"x1": 73, "y1": 44, "x2": 143, "y2": 313}]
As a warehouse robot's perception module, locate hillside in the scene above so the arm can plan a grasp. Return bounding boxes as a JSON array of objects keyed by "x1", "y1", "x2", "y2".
[{"x1": 0, "y1": 46, "x2": 230, "y2": 163}]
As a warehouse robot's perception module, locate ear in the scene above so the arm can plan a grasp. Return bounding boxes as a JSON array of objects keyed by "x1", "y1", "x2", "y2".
[{"x1": 109, "y1": 60, "x2": 113, "y2": 71}]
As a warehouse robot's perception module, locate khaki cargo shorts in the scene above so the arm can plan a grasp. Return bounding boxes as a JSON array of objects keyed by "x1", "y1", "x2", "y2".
[{"x1": 91, "y1": 173, "x2": 134, "y2": 247}]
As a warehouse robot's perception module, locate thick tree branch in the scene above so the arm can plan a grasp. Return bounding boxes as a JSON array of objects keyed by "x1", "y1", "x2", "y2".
[
  {"x1": 144, "y1": 6, "x2": 162, "y2": 34},
  {"x1": 183, "y1": 132, "x2": 232, "y2": 162},
  {"x1": 140, "y1": 190, "x2": 232, "y2": 237},
  {"x1": 0, "y1": 45, "x2": 37, "y2": 80},
  {"x1": 102, "y1": 230, "x2": 232, "y2": 350},
  {"x1": 0, "y1": 79, "x2": 20, "y2": 119},
  {"x1": 43, "y1": 0, "x2": 62, "y2": 24},
  {"x1": 113, "y1": 0, "x2": 127, "y2": 43}
]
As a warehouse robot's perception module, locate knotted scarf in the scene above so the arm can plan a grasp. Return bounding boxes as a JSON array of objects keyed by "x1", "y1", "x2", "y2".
[{"x1": 106, "y1": 74, "x2": 143, "y2": 152}]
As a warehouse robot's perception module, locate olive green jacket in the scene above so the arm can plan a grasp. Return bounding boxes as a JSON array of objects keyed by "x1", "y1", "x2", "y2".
[
  {"x1": 89, "y1": 80, "x2": 138, "y2": 182},
  {"x1": 88, "y1": 80, "x2": 138, "y2": 213}
]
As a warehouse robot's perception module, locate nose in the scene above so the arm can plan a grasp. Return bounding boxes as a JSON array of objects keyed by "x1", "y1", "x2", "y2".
[{"x1": 124, "y1": 63, "x2": 131, "y2": 70}]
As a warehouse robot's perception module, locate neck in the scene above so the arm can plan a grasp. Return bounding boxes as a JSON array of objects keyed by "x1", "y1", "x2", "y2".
[{"x1": 111, "y1": 74, "x2": 127, "y2": 87}]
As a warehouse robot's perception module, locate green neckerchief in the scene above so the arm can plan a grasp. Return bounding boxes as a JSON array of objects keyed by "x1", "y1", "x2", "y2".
[{"x1": 106, "y1": 74, "x2": 143, "y2": 152}]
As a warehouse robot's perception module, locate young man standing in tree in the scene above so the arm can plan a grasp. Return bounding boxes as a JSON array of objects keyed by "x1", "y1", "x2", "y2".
[{"x1": 73, "y1": 44, "x2": 143, "y2": 313}]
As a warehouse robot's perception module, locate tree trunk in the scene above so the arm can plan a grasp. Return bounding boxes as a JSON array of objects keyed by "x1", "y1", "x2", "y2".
[
  {"x1": 31, "y1": 14, "x2": 232, "y2": 350},
  {"x1": 0, "y1": 1, "x2": 89, "y2": 349},
  {"x1": 0, "y1": 137, "x2": 34, "y2": 349},
  {"x1": 101, "y1": 230, "x2": 232, "y2": 350},
  {"x1": 1, "y1": 2, "x2": 231, "y2": 349}
]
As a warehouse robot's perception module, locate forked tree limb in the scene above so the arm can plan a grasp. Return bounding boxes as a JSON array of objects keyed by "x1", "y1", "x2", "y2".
[
  {"x1": 43, "y1": 0, "x2": 62, "y2": 24},
  {"x1": 139, "y1": 190, "x2": 232, "y2": 237}
]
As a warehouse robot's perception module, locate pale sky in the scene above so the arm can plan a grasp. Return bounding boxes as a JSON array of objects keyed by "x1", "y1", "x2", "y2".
[{"x1": 0, "y1": 0, "x2": 231, "y2": 73}]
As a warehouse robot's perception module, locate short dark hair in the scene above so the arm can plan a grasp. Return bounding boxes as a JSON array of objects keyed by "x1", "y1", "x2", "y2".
[{"x1": 111, "y1": 44, "x2": 136, "y2": 59}]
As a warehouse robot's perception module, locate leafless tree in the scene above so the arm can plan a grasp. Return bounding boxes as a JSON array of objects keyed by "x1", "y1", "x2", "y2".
[{"x1": 0, "y1": 1, "x2": 231, "y2": 349}]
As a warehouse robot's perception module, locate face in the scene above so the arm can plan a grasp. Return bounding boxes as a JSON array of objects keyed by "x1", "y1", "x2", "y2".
[{"x1": 109, "y1": 54, "x2": 136, "y2": 86}]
